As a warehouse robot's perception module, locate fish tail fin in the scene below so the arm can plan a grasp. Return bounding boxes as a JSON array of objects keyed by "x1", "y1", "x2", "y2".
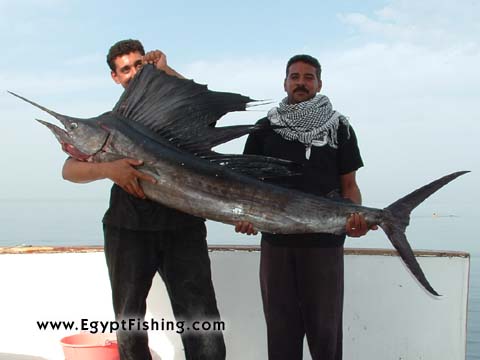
[{"x1": 379, "y1": 170, "x2": 470, "y2": 296}]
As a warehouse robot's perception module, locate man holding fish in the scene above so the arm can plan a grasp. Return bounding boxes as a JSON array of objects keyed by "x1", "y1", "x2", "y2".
[
  {"x1": 236, "y1": 54, "x2": 376, "y2": 360},
  {"x1": 62, "y1": 39, "x2": 226, "y2": 360}
]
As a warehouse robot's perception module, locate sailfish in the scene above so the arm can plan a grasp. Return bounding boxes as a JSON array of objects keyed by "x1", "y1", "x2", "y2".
[{"x1": 10, "y1": 64, "x2": 469, "y2": 296}]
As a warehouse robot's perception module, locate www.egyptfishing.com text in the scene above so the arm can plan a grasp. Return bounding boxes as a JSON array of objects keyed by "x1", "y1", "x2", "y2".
[{"x1": 36, "y1": 318, "x2": 225, "y2": 335}]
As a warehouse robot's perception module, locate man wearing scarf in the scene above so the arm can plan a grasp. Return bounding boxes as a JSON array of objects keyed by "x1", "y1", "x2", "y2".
[{"x1": 236, "y1": 55, "x2": 373, "y2": 360}]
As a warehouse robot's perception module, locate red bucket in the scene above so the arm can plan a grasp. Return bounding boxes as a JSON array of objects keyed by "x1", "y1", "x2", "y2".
[{"x1": 60, "y1": 333, "x2": 119, "y2": 360}]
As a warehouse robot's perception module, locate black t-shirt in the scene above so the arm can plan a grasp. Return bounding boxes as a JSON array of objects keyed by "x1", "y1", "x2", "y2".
[
  {"x1": 102, "y1": 184, "x2": 204, "y2": 231},
  {"x1": 244, "y1": 117, "x2": 364, "y2": 247}
]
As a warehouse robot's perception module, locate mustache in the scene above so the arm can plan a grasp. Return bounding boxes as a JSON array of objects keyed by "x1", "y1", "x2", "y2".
[{"x1": 294, "y1": 86, "x2": 309, "y2": 93}]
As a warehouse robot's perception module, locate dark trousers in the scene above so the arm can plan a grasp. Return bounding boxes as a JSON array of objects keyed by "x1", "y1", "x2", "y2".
[
  {"x1": 260, "y1": 239, "x2": 344, "y2": 360},
  {"x1": 104, "y1": 224, "x2": 226, "y2": 360}
]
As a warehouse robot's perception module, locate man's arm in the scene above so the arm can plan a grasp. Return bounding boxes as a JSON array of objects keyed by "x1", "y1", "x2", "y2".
[
  {"x1": 62, "y1": 158, "x2": 156, "y2": 199},
  {"x1": 341, "y1": 171, "x2": 377, "y2": 237},
  {"x1": 340, "y1": 171, "x2": 362, "y2": 205},
  {"x1": 234, "y1": 132, "x2": 262, "y2": 235}
]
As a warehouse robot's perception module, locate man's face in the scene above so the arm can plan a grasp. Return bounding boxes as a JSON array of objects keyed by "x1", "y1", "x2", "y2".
[
  {"x1": 284, "y1": 61, "x2": 322, "y2": 104},
  {"x1": 110, "y1": 51, "x2": 143, "y2": 89}
]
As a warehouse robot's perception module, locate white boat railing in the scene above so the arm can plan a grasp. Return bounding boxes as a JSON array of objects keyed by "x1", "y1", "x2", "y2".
[{"x1": 0, "y1": 246, "x2": 470, "y2": 360}]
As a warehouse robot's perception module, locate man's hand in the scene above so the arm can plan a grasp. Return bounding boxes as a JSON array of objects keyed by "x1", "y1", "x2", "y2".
[
  {"x1": 143, "y1": 50, "x2": 185, "y2": 79},
  {"x1": 345, "y1": 213, "x2": 378, "y2": 237},
  {"x1": 235, "y1": 221, "x2": 258, "y2": 236},
  {"x1": 104, "y1": 158, "x2": 157, "y2": 199},
  {"x1": 143, "y1": 50, "x2": 167, "y2": 71}
]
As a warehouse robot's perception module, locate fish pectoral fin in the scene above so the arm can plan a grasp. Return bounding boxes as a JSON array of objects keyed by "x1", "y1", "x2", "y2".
[{"x1": 203, "y1": 153, "x2": 303, "y2": 180}]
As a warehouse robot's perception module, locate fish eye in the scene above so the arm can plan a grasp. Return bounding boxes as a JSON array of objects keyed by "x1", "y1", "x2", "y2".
[{"x1": 69, "y1": 123, "x2": 78, "y2": 130}]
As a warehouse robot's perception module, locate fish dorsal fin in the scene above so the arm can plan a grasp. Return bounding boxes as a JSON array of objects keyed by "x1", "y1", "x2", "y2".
[
  {"x1": 112, "y1": 64, "x2": 302, "y2": 180},
  {"x1": 113, "y1": 64, "x2": 253, "y2": 145}
]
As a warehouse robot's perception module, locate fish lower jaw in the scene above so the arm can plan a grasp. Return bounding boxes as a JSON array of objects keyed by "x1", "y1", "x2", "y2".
[{"x1": 61, "y1": 142, "x2": 93, "y2": 162}]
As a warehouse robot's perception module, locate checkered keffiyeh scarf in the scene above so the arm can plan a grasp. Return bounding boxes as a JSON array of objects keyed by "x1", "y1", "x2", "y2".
[{"x1": 268, "y1": 94, "x2": 349, "y2": 153}]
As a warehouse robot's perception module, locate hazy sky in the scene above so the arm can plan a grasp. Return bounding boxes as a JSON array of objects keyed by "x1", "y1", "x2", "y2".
[{"x1": 0, "y1": 0, "x2": 478, "y2": 249}]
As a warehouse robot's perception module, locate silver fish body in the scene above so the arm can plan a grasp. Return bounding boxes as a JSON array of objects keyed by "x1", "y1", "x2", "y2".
[{"x1": 96, "y1": 115, "x2": 383, "y2": 234}]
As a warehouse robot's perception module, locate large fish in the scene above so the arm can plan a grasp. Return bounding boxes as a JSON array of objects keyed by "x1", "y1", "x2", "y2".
[{"x1": 10, "y1": 65, "x2": 468, "y2": 296}]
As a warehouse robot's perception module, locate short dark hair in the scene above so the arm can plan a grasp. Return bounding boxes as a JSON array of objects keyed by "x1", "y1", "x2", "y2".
[
  {"x1": 286, "y1": 54, "x2": 322, "y2": 80},
  {"x1": 106, "y1": 39, "x2": 145, "y2": 72}
]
